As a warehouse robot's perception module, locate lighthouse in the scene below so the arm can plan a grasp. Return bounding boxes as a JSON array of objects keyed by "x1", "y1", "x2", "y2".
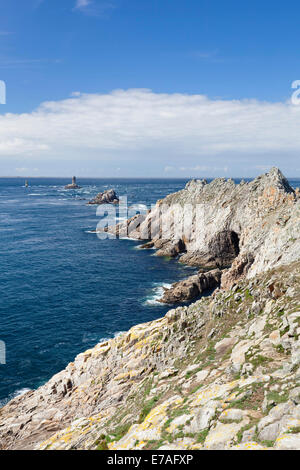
[{"x1": 64, "y1": 176, "x2": 81, "y2": 189}]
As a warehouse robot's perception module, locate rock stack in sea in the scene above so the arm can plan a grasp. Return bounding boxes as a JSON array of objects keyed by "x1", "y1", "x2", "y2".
[
  {"x1": 64, "y1": 176, "x2": 81, "y2": 190},
  {"x1": 0, "y1": 168, "x2": 299, "y2": 451},
  {"x1": 88, "y1": 189, "x2": 119, "y2": 205}
]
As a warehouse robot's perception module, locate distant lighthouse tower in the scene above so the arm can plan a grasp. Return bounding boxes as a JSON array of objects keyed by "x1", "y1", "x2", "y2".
[{"x1": 64, "y1": 176, "x2": 81, "y2": 189}]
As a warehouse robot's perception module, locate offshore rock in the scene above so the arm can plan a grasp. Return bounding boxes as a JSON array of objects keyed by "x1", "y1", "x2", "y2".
[{"x1": 88, "y1": 189, "x2": 119, "y2": 205}]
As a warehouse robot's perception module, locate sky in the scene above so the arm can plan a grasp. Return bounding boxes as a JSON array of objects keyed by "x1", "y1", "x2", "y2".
[{"x1": 0, "y1": 0, "x2": 300, "y2": 177}]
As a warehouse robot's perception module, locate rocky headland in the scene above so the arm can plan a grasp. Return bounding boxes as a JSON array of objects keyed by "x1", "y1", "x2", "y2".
[
  {"x1": 110, "y1": 168, "x2": 299, "y2": 297},
  {"x1": 0, "y1": 168, "x2": 299, "y2": 450}
]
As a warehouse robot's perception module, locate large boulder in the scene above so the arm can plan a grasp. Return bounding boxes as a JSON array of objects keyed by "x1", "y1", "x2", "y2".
[{"x1": 159, "y1": 268, "x2": 222, "y2": 304}]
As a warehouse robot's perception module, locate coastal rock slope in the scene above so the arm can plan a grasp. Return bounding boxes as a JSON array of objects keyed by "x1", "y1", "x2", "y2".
[
  {"x1": 0, "y1": 262, "x2": 299, "y2": 450},
  {"x1": 0, "y1": 169, "x2": 299, "y2": 451}
]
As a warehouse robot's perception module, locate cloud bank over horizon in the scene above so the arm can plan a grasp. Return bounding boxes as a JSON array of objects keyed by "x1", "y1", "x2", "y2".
[{"x1": 0, "y1": 88, "x2": 299, "y2": 177}]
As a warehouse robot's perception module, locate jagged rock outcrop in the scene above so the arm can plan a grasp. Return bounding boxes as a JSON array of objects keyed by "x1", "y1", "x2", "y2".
[
  {"x1": 0, "y1": 262, "x2": 299, "y2": 450},
  {"x1": 159, "y1": 269, "x2": 222, "y2": 304},
  {"x1": 109, "y1": 168, "x2": 299, "y2": 288},
  {"x1": 88, "y1": 189, "x2": 119, "y2": 205}
]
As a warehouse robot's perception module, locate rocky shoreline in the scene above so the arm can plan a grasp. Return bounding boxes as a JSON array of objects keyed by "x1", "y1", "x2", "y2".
[{"x1": 0, "y1": 168, "x2": 299, "y2": 450}]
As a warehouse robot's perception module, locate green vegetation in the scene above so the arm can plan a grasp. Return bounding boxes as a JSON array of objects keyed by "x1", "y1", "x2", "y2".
[
  {"x1": 110, "y1": 422, "x2": 132, "y2": 441},
  {"x1": 249, "y1": 354, "x2": 272, "y2": 368},
  {"x1": 287, "y1": 426, "x2": 300, "y2": 434},
  {"x1": 196, "y1": 428, "x2": 209, "y2": 444},
  {"x1": 260, "y1": 439, "x2": 275, "y2": 448},
  {"x1": 138, "y1": 396, "x2": 159, "y2": 423},
  {"x1": 266, "y1": 391, "x2": 289, "y2": 412}
]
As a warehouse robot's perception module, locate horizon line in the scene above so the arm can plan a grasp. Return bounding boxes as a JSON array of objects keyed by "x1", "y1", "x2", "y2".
[{"x1": 0, "y1": 175, "x2": 299, "y2": 180}]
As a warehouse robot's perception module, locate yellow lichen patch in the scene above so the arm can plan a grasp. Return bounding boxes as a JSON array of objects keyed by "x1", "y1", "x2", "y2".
[
  {"x1": 129, "y1": 370, "x2": 140, "y2": 379},
  {"x1": 275, "y1": 432, "x2": 300, "y2": 449},
  {"x1": 38, "y1": 425, "x2": 72, "y2": 450},
  {"x1": 191, "y1": 380, "x2": 239, "y2": 407},
  {"x1": 220, "y1": 391, "x2": 240, "y2": 409},
  {"x1": 190, "y1": 442, "x2": 204, "y2": 450},
  {"x1": 204, "y1": 421, "x2": 245, "y2": 450},
  {"x1": 108, "y1": 396, "x2": 183, "y2": 450},
  {"x1": 282, "y1": 418, "x2": 300, "y2": 431},
  {"x1": 232, "y1": 441, "x2": 268, "y2": 450},
  {"x1": 166, "y1": 414, "x2": 190, "y2": 433},
  {"x1": 171, "y1": 438, "x2": 194, "y2": 449},
  {"x1": 114, "y1": 371, "x2": 131, "y2": 382}
]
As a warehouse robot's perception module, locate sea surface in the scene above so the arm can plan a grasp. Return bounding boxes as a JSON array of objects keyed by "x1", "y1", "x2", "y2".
[{"x1": 0, "y1": 177, "x2": 299, "y2": 405}]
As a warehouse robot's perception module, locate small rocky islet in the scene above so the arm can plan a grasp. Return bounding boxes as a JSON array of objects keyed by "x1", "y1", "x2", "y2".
[
  {"x1": 64, "y1": 176, "x2": 81, "y2": 190},
  {"x1": 0, "y1": 167, "x2": 299, "y2": 450},
  {"x1": 87, "y1": 189, "x2": 119, "y2": 205}
]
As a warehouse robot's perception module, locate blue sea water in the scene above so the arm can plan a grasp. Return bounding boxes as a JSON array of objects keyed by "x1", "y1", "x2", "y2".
[{"x1": 0, "y1": 177, "x2": 299, "y2": 405}]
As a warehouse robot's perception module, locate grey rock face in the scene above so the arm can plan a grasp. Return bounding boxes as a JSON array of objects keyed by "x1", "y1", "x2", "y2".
[{"x1": 111, "y1": 167, "x2": 299, "y2": 288}]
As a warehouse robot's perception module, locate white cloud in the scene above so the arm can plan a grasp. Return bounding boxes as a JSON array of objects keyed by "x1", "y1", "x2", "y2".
[
  {"x1": 0, "y1": 89, "x2": 300, "y2": 175},
  {"x1": 73, "y1": 0, "x2": 114, "y2": 16},
  {"x1": 75, "y1": 0, "x2": 91, "y2": 8}
]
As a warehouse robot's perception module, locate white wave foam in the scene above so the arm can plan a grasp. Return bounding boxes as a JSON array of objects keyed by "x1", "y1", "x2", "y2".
[
  {"x1": 120, "y1": 236, "x2": 140, "y2": 241},
  {"x1": 144, "y1": 283, "x2": 172, "y2": 306},
  {"x1": 14, "y1": 388, "x2": 31, "y2": 398},
  {"x1": 113, "y1": 331, "x2": 125, "y2": 338},
  {"x1": 0, "y1": 387, "x2": 32, "y2": 408},
  {"x1": 136, "y1": 244, "x2": 156, "y2": 250}
]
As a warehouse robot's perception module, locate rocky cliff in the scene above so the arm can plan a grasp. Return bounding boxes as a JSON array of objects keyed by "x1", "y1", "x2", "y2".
[
  {"x1": 0, "y1": 169, "x2": 299, "y2": 451},
  {"x1": 112, "y1": 168, "x2": 299, "y2": 292}
]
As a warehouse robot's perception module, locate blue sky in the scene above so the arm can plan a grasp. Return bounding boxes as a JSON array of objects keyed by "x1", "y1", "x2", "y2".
[{"x1": 0, "y1": 0, "x2": 300, "y2": 177}]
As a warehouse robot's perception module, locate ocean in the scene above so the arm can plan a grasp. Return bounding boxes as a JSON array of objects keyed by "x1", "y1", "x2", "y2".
[{"x1": 0, "y1": 177, "x2": 299, "y2": 405}]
